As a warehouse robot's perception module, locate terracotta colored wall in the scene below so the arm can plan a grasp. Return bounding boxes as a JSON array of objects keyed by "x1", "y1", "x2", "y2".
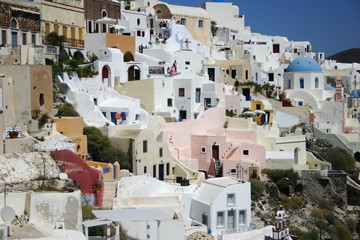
[
  {"x1": 52, "y1": 150, "x2": 104, "y2": 206},
  {"x1": 106, "y1": 34, "x2": 135, "y2": 59},
  {"x1": 30, "y1": 65, "x2": 53, "y2": 117}
]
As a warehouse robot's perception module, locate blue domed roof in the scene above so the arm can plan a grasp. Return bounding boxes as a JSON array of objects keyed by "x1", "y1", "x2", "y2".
[
  {"x1": 350, "y1": 90, "x2": 360, "y2": 98},
  {"x1": 287, "y1": 57, "x2": 322, "y2": 73}
]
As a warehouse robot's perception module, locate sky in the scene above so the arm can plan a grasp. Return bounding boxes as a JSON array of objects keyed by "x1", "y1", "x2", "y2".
[{"x1": 162, "y1": 0, "x2": 360, "y2": 57}]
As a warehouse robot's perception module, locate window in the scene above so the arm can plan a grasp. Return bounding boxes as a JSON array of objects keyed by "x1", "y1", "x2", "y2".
[
  {"x1": 195, "y1": 88, "x2": 201, "y2": 103},
  {"x1": 198, "y1": 20, "x2": 203, "y2": 28},
  {"x1": 167, "y1": 98, "x2": 173, "y2": 107},
  {"x1": 231, "y1": 69, "x2": 236, "y2": 79},
  {"x1": 180, "y1": 18, "x2": 186, "y2": 25},
  {"x1": 1, "y1": 30, "x2": 7, "y2": 45},
  {"x1": 315, "y1": 77, "x2": 319, "y2": 88},
  {"x1": 22, "y1": 32, "x2": 26, "y2": 45},
  {"x1": 156, "y1": 9, "x2": 162, "y2": 14},
  {"x1": 288, "y1": 79, "x2": 291, "y2": 89},
  {"x1": 143, "y1": 140, "x2": 148, "y2": 153},
  {"x1": 159, "y1": 148, "x2": 163, "y2": 157},
  {"x1": 11, "y1": 19, "x2": 18, "y2": 29},
  {"x1": 179, "y1": 88, "x2": 185, "y2": 97},
  {"x1": 243, "y1": 150, "x2": 249, "y2": 155},
  {"x1": 268, "y1": 73, "x2": 274, "y2": 82},
  {"x1": 144, "y1": 166, "x2": 147, "y2": 173},
  {"x1": 245, "y1": 70, "x2": 248, "y2": 80},
  {"x1": 153, "y1": 165, "x2": 156, "y2": 178},
  {"x1": 88, "y1": 21, "x2": 92, "y2": 33},
  {"x1": 45, "y1": 23, "x2": 50, "y2": 36},
  {"x1": 294, "y1": 48, "x2": 298, "y2": 53},
  {"x1": 137, "y1": 18, "x2": 140, "y2": 26},
  {"x1": 31, "y1": 33, "x2": 36, "y2": 45},
  {"x1": 39, "y1": 93, "x2": 45, "y2": 106},
  {"x1": 217, "y1": 212, "x2": 225, "y2": 228},
  {"x1": 298, "y1": 101, "x2": 303, "y2": 106},
  {"x1": 239, "y1": 210, "x2": 246, "y2": 225},
  {"x1": 137, "y1": 30, "x2": 141, "y2": 36},
  {"x1": 299, "y1": 77, "x2": 304, "y2": 89},
  {"x1": 102, "y1": 10, "x2": 107, "y2": 18},
  {"x1": 227, "y1": 193, "x2": 235, "y2": 206},
  {"x1": 166, "y1": 163, "x2": 170, "y2": 175},
  {"x1": 201, "y1": 147, "x2": 206, "y2": 153},
  {"x1": 185, "y1": 61, "x2": 190, "y2": 65},
  {"x1": 256, "y1": 104, "x2": 261, "y2": 110},
  {"x1": 202, "y1": 213, "x2": 208, "y2": 225},
  {"x1": 142, "y1": 31, "x2": 145, "y2": 37}
]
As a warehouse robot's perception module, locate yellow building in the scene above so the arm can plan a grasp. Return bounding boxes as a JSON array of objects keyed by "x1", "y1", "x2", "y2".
[
  {"x1": 53, "y1": 117, "x2": 88, "y2": 160},
  {"x1": 41, "y1": 0, "x2": 85, "y2": 50},
  {"x1": 86, "y1": 161, "x2": 120, "y2": 180},
  {"x1": 153, "y1": 3, "x2": 211, "y2": 46},
  {"x1": 250, "y1": 100, "x2": 274, "y2": 125}
]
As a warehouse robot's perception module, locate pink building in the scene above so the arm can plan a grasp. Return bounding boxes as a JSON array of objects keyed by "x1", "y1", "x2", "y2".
[{"x1": 162, "y1": 107, "x2": 265, "y2": 180}]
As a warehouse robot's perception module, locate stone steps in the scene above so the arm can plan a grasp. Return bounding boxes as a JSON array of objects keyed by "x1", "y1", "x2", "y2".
[{"x1": 102, "y1": 181, "x2": 118, "y2": 209}]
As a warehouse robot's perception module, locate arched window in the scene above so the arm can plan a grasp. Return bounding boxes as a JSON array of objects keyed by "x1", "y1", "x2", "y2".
[
  {"x1": 137, "y1": 18, "x2": 140, "y2": 26},
  {"x1": 299, "y1": 77, "x2": 304, "y2": 89},
  {"x1": 102, "y1": 10, "x2": 107, "y2": 18},
  {"x1": 11, "y1": 19, "x2": 18, "y2": 29},
  {"x1": 315, "y1": 77, "x2": 319, "y2": 88},
  {"x1": 128, "y1": 65, "x2": 141, "y2": 81}
]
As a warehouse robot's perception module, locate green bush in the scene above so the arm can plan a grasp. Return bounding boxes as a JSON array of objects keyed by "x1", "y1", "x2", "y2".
[
  {"x1": 319, "y1": 148, "x2": 355, "y2": 173},
  {"x1": 38, "y1": 114, "x2": 50, "y2": 129},
  {"x1": 249, "y1": 179, "x2": 265, "y2": 201},
  {"x1": 280, "y1": 194, "x2": 303, "y2": 210},
  {"x1": 56, "y1": 103, "x2": 80, "y2": 117},
  {"x1": 262, "y1": 169, "x2": 299, "y2": 195},
  {"x1": 84, "y1": 127, "x2": 131, "y2": 169}
]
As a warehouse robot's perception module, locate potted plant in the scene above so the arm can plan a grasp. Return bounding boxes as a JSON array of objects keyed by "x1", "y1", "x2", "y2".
[{"x1": 8, "y1": 125, "x2": 20, "y2": 139}]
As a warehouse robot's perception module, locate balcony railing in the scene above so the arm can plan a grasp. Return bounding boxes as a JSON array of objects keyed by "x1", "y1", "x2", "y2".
[
  {"x1": 221, "y1": 223, "x2": 257, "y2": 235},
  {"x1": 63, "y1": 38, "x2": 84, "y2": 48}
]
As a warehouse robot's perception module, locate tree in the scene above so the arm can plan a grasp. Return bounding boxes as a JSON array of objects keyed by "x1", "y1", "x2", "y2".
[
  {"x1": 56, "y1": 103, "x2": 80, "y2": 117},
  {"x1": 44, "y1": 32, "x2": 65, "y2": 49},
  {"x1": 320, "y1": 147, "x2": 355, "y2": 173},
  {"x1": 84, "y1": 127, "x2": 131, "y2": 169},
  {"x1": 249, "y1": 179, "x2": 265, "y2": 201}
]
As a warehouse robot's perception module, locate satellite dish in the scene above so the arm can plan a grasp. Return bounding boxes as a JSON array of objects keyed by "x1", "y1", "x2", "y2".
[{"x1": 1, "y1": 206, "x2": 15, "y2": 225}]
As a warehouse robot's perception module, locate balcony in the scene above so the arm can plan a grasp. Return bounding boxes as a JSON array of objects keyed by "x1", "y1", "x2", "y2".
[{"x1": 63, "y1": 38, "x2": 84, "y2": 48}]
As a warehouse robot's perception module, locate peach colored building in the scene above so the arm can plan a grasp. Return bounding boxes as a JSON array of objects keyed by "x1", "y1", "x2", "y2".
[
  {"x1": 86, "y1": 161, "x2": 120, "y2": 180},
  {"x1": 53, "y1": 117, "x2": 88, "y2": 160},
  {"x1": 162, "y1": 107, "x2": 265, "y2": 180},
  {"x1": 85, "y1": 33, "x2": 136, "y2": 61}
]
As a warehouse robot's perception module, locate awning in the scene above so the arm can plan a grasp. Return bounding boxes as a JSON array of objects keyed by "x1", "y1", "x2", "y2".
[
  {"x1": 110, "y1": 24, "x2": 126, "y2": 30},
  {"x1": 95, "y1": 17, "x2": 117, "y2": 24}
]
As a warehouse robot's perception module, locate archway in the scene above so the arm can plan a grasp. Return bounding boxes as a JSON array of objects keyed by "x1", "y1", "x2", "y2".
[
  {"x1": 124, "y1": 51, "x2": 134, "y2": 62},
  {"x1": 102, "y1": 65, "x2": 111, "y2": 86},
  {"x1": 128, "y1": 65, "x2": 141, "y2": 81}
]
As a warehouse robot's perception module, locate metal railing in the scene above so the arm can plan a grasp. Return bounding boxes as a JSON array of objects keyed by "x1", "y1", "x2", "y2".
[{"x1": 63, "y1": 38, "x2": 84, "y2": 48}]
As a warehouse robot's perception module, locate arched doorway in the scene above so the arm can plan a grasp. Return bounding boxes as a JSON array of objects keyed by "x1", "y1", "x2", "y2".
[
  {"x1": 128, "y1": 65, "x2": 141, "y2": 81},
  {"x1": 102, "y1": 65, "x2": 111, "y2": 86},
  {"x1": 124, "y1": 51, "x2": 134, "y2": 62}
]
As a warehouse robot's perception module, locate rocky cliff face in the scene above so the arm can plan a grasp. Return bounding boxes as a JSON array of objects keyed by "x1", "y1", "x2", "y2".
[{"x1": 0, "y1": 152, "x2": 59, "y2": 184}]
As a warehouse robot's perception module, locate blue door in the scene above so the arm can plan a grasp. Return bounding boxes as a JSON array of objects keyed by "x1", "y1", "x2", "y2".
[{"x1": 110, "y1": 112, "x2": 117, "y2": 124}]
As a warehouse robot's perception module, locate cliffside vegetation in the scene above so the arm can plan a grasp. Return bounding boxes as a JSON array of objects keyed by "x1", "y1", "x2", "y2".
[{"x1": 84, "y1": 126, "x2": 131, "y2": 169}]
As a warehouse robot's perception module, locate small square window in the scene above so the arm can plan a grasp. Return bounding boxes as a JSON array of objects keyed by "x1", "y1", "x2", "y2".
[
  {"x1": 167, "y1": 98, "x2": 173, "y2": 107},
  {"x1": 201, "y1": 147, "x2": 206, "y2": 153},
  {"x1": 180, "y1": 18, "x2": 186, "y2": 25},
  {"x1": 243, "y1": 150, "x2": 249, "y2": 155},
  {"x1": 227, "y1": 193, "x2": 235, "y2": 206},
  {"x1": 179, "y1": 88, "x2": 185, "y2": 97},
  {"x1": 185, "y1": 61, "x2": 190, "y2": 65}
]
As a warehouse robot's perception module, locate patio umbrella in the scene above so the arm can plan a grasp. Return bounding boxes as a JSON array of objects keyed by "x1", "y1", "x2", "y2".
[
  {"x1": 241, "y1": 111, "x2": 257, "y2": 117},
  {"x1": 254, "y1": 110, "x2": 266, "y2": 115},
  {"x1": 95, "y1": 17, "x2": 116, "y2": 24}
]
